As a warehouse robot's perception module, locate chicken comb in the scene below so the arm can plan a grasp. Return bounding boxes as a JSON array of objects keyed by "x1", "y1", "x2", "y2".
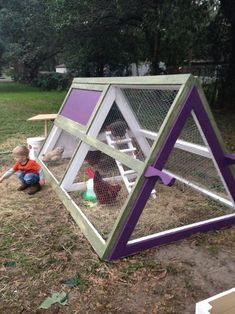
[{"x1": 86, "y1": 167, "x2": 95, "y2": 178}]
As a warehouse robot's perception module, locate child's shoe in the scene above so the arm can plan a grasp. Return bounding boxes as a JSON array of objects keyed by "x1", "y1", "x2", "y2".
[
  {"x1": 17, "y1": 183, "x2": 29, "y2": 191},
  {"x1": 28, "y1": 183, "x2": 41, "y2": 195}
]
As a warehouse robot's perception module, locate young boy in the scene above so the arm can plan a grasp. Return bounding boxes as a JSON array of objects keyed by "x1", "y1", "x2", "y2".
[{"x1": 0, "y1": 145, "x2": 45, "y2": 195}]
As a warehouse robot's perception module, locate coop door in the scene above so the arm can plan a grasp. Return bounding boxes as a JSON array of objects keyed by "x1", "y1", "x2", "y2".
[{"x1": 59, "y1": 88, "x2": 102, "y2": 126}]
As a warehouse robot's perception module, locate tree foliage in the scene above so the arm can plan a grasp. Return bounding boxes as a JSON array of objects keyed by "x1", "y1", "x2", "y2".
[
  {"x1": 46, "y1": 0, "x2": 213, "y2": 75},
  {"x1": 0, "y1": 0, "x2": 60, "y2": 82},
  {"x1": 217, "y1": 0, "x2": 235, "y2": 109},
  {"x1": 0, "y1": 0, "x2": 235, "y2": 108}
]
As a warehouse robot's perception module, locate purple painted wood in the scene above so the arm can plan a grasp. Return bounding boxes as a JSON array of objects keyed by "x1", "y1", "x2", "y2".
[
  {"x1": 225, "y1": 154, "x2": 235, "y2": 165},
  {"x1": 107, "y1": 86, "x2": 235, "y2": 261},
  {"x1": 120, "y1": 214, "x2": 235, "y2": 258},
  {"x1": 144, "y1": 166, "x2": 175, "y2": 186},
  {"x1": 60, "y1": 88, "x2": 102, "y2": 125}
]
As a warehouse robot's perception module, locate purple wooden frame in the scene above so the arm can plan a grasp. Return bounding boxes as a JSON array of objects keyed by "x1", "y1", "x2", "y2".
[{"x1": 108, "y1": 86, "x2": 235, "y2": 260}]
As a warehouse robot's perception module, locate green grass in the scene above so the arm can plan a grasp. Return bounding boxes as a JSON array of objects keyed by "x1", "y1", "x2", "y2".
[{"x1": 0, "y1": 82, "x2": 67, "y2": 150}]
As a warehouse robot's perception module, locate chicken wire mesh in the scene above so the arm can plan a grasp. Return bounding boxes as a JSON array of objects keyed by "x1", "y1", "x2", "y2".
[
  {"x1": 122, "y1": 88, "x2": 178, "y2": 134},
  {"x1": 69, "y1": 148, "x2": 136, "y2": 239},
  {"x1": 39, "y1": 128, "x2": 80, "y2": 182},
  {"x1": 121, "y1": 88, "x2": 206, "y2": 146},
  {"x1": 130, "y1": 181, "x2": 233, "y2": 241},
  {"x1": 98, "y1": 103, "x2": 148, "y2": 162},
  {"x1": 178, "y1": 114, "x2": 205, "y2": 145},
  {"x1": 164, "y1": 147, "x2": 229, "y2": 199},
  {"x1": 162, "y1": 112, "x2": 229, "y2": 200}
]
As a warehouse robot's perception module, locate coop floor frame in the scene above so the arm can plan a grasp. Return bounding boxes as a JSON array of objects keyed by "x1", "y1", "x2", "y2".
[{"x1": 38, "y1": 74, "x2": 235, "y2": 261}]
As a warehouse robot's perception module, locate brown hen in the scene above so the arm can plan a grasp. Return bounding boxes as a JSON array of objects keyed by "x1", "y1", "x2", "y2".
[
  {"x1": 87, "y1": 168, "x2": 121, "y2": 204},
  {"x1": 85, "y1": 150, "x2": 101, "y2": 165}
]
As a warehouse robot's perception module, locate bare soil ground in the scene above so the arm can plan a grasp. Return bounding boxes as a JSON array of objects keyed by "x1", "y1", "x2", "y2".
[{"x1": 1, "y1": 113, "x2": 235, "y2": 314}]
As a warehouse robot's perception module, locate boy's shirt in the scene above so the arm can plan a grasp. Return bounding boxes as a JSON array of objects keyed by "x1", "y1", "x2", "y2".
[
  {"x1": 12, "y1": 159, "x2": 41, "y2": 173},
  {"x1": 3, "y1": 159, "x2": 44, "y2": 180}
]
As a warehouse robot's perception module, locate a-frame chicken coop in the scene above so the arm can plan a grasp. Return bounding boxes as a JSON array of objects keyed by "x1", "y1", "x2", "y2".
[{"x1": 38, "y1": 74, "x2": 235, "y2": 261}]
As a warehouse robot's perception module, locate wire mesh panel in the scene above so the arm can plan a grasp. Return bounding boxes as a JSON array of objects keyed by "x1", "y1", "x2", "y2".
[
  {"x1": 164, "y1": 113, "x2": 230, "y2": 201},
  {"x1": 122, "y1": 88, "x2": 179, "y2": 134},
  {"x1": 39, "y1": 128, "x2": 80, "y2": 182},
  {"x1": 97, "y1": 102, "x2": 150, "y2": 162},
  {"x1": 99, "y1": 103, "x2": 130, "y2": 138},
  {"x1": 178, "y1": 114, "x2": 205, "y2": 145},
  {"x1": 68, "y1": 148, "x2": 134, "y2": 239},
  {"x1": 130, "y1": 181, "x2": 233, "y2": 241},
  {"x1": 164, "y1": 148, "x2": 229, "y2": 199},
  {"x1": 101, "y1": 102, "x2": 126, "y2": 130}
]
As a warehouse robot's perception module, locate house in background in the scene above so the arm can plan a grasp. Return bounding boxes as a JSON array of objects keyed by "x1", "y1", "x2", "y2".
[{"x1": 55, "y1": 64, "x2": 67, "y2": 74}]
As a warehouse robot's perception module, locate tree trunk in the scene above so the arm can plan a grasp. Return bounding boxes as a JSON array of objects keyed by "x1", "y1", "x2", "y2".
[
  {"x1": 96, "y1": 63, "x2": 104, "y2": 77},
  {"x1": 150, "y1": 33, "x2": 160, "y2": 75},
  {"x1": 28, "y1": 65, "x2": 40, "y2": 82},
  {"x1": 145, "y1": 30, "x2": 161, "y2": 75}
]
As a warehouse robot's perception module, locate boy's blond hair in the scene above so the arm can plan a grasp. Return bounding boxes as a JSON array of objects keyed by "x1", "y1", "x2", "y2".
[{"x1": 12, "y1": 145, "x2": 29, "y2": 157}]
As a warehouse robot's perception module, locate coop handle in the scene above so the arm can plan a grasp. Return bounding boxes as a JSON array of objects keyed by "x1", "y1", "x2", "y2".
[{"x1": 144, "y1": 166, "x2": 175, "y2": 186}]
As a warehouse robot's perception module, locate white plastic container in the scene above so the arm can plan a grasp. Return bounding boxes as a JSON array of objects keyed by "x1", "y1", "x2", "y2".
[
  {"x1": 27, "y1": 137, "x2": 45, "y2": 160},
  {"x1": 82, "y1": 178, "x2": 97, "y2": 201}
]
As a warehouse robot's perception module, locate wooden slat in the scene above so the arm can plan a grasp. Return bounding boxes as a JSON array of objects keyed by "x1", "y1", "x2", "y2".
[
  {"x1": 55, "y1": 115, "x2": 144, "y2": 173},
  {"x1": 73, "y1": 74, "x2": 191, "y2": 85},
  {"x1": 139, "y1": 128, "x2": 211, "y2": 158},
  {"x1": 196, "y1": 288, "x2": 235, "y2": 314},
  {"x1": 66, "y1": 173, "x2": 138, "y2": 192},
  {"x1": 71, "y1": 83, "x2": 109, "y2": 91},
  {"x1": 113, "y1": 84, "x2": 180, "y2": 90},
  {"x1": 209, "y1": 291, "x2": 235, "y2": 314},
  {"x1": 60, "y1": 141, "x2": 87, "y2": 190},
  {"x1": 128, "y1": 213, "x2": 235, "y2": 245},
  {"x1": 39, "y1": 125, "x2": 62, "y2": 156},
  {"x1": 27, "y1": 114, "x2": 57, "y2": 121}
]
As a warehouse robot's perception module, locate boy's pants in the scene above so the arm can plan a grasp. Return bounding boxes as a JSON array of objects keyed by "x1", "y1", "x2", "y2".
[{"x1": 17, "y1": 171, "x2": 39, "y2": 185}]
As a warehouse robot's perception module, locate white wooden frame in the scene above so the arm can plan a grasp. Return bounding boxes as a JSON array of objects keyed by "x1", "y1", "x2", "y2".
[{"x1": 195, "y1": 287, "x2": 235, "y2": 314}]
